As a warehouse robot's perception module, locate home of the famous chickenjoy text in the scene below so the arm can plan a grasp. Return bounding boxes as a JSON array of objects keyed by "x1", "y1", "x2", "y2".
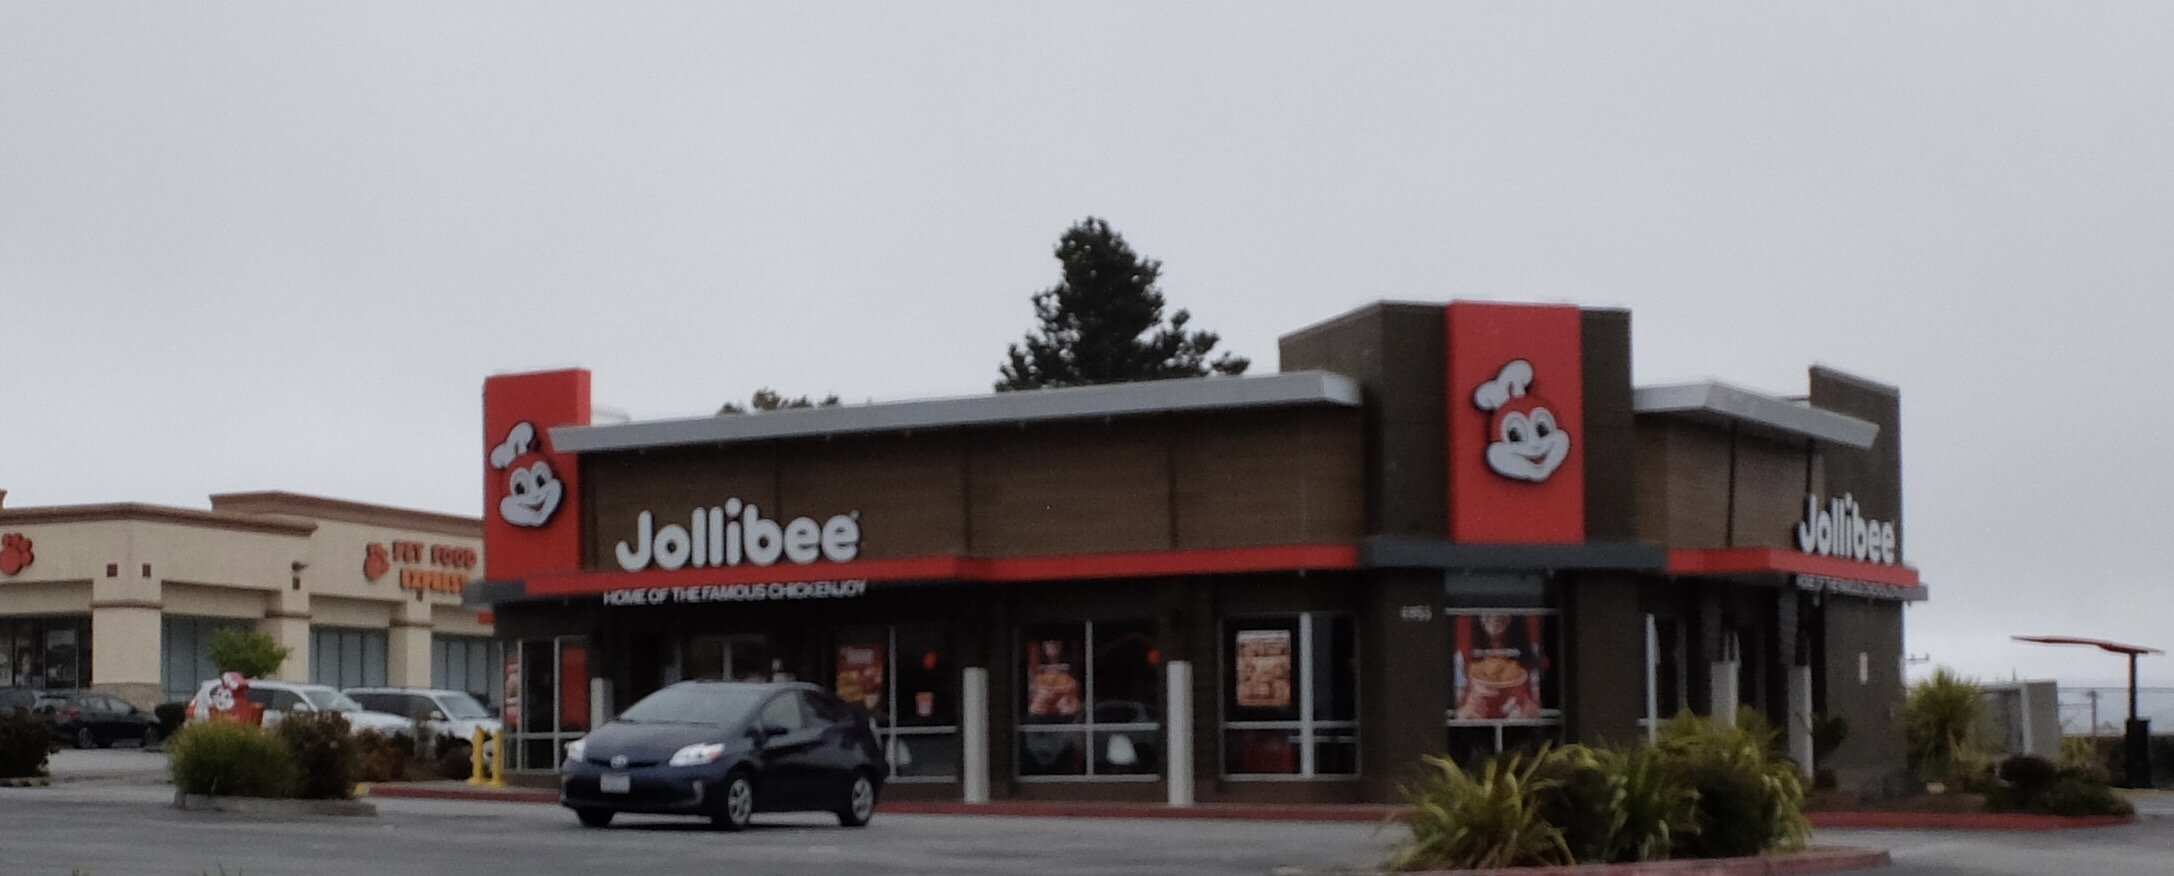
[{"x1": 468, "y1": 300, "x2": 1924, "y2": 804}]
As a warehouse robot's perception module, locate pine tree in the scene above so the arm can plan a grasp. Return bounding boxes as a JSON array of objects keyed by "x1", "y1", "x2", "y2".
[
  {"x1": 719, "y1": 388, "x2": 842, "y2": 414},
  {"x1": 997, "y1": 217, "x2": 1249, "y2": 391}
]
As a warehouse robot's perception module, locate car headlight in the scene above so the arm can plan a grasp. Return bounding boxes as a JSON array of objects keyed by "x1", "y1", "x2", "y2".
[
  {"x1": 564, "y1": 739, "x2": 587, "y2": 763},
  {"x1": 668, "y1": 743, "x2": 726, "y2": 767}
]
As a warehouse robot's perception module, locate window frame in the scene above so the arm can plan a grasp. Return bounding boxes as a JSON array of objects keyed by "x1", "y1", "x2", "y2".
[
  {"x1": 1219, "y1": 612, "x2": 1360, "y2": 781},
  {"x1": 1016, "y1": 618, "x2": 1162, "y2": 782}
]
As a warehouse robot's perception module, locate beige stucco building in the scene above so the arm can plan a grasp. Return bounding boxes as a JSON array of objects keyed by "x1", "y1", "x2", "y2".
[{"x1": 0, "y1": 491, "x2": 493, "y2": 709}]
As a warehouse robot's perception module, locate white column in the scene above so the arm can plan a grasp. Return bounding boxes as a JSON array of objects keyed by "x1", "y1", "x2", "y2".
[
  {"x1": 961, "y1": 666, "x2": 989, "y2": 804},
  {"x1": 1787, "y1": 665, "x2": 1814, "y2": 776},
  {"x1": 1166, "y1": 660, "x2": 1194, "y2": 807},
  {"x1": 1710, "y1": 660, "x2": 1740, "y2": 728},
  {"x1": 589, "y1": 677, "x2": 613, "y2": 730}
]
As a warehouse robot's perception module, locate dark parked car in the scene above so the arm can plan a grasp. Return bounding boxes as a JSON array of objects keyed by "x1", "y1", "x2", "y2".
[
  {"x1": 560, "y1": 681, "x2": 884, "y2": 830},
  {"x1": 36, "y1": 690, "x2": 162, "y2": 750}
]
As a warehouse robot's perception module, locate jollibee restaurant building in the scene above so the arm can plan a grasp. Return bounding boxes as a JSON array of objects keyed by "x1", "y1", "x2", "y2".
[{"x1": 470, "y1": 300, "x2": 1924, "y2": 803}]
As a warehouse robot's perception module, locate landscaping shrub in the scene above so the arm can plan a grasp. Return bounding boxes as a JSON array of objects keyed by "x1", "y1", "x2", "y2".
[
  {"x1": 351, "y1": 730, "x2": 408, "y2": 783},
  {"x1": 1389, "y1": 751, "x2": 1571, "y2": 871},
  {"x1": 1904, "y1": 668, "x2": 1988, "y2": 784},
  {"x1": 206, "y1": 628, "x2": 291, "y2": 679},
  {"x1": 2060, "y1": 736, "x2": 2112, "y2": 783},
  {"x1": 271, "y1": 711, "x2": 357, "y2": 800},
  {"x1": 1608, "y1": 745, "x2": 1701, "y2": 862},
  {"x1": 1988, "y1": 753, "x2": 2132, "y2": 817},
  {"x1": 0, "y1": 709, "x2": 51, "y2": 779},
  {"x1": 1532, "y1": 745, "x2": 1621, "y2": 864},
  {"x1": 153, "y1": 702, "x2": 188, "y2": 740},
  {"x1": 2036, "y1": 771, "x2": 2134, "y2": 817},
  {"x1": 433, "y1": 736, "x2": 476, "y2": 780},
  {"x1": 1653, "y1": 710, "x2": 1810, "y2": 859},
  {"x1": 168, "y1": 722, "x2": 295, "y2": 798}
]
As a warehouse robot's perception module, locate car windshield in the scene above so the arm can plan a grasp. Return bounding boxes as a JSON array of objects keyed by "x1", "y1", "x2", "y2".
[
  {"x1": 300, "y1": 688, "x2": 367, "y2": 712},
  {"x1": 617, "y1": 685, "x2": 765, "y2": 726},
  {"x1": 439, "y1": 693, "x2": 491, "y2": 720}
]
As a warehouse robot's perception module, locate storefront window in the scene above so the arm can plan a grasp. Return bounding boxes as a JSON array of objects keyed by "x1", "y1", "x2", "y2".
[
  {"x1": 163, "y1": 617, "x2": 248, "y2": 702},
  {"x1": 1222, "y1": 613, "x2": 1358, "y2": 777},
  {"x1": 432, "y1": 635, "x2": 505, "y2": 712},
  {"x1": 1445, "y1": 607, "x2": 1562, "y2": 762},
  {"x1": 834, "y1": 625, "x2": 960, "y2": 782},
  {"x1": 0, "y1": 617, "x2": 91, "y2": 690},
  {"x1": 1019, "y1": 620, "x2": 1161, "y2": 779},
  {"x1": 511, "y1": 636, "x2": 589, "y2": 771},
  {"x1": 1641, "y1": 614, "x2": 1686, "y2": 738},
  {"x1": 309, "y1": 627, "x2": 388, "y2": 690}
]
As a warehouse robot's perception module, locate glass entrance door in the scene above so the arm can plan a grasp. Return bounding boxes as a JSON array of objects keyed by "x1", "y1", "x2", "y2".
[{"x1": 510, "y1": 636, "x2": 589, "y2": 772}]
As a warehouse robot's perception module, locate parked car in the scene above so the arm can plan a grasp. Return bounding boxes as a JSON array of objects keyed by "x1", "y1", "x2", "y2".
[
  {"x1": 184, "y1": 679, "x2": 412, "y2": 735},
  {"x1": 0, "y1": 687, "x2": 37, "y2": 715},
  {"x1": 33, "y1": 689, "x2": 162, "y2": 750},
  {"x1": 559, "y1": 681, "x2": 884, "y2": 830},
  {"x1": 343, "y1": 687, "x2": 502, "y2": 742}
]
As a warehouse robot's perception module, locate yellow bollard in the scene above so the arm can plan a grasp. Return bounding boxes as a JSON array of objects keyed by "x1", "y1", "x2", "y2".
[
  {"x1": 466, "y1": 727, "x2": 487, "y2": 787},
  {"x1": 488, "y1": 727, "x2": 507, "y2": 789}
]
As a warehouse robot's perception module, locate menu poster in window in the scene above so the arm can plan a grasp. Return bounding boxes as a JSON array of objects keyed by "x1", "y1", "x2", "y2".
[
  {"x1": 1452, "y1": 614, "x2": 1546, "y2": 721},
  {"x1": 1234, "y1": 629, "x2": 1293, "y2": 710},
  {"x1": 835, "y1": 644, "x2": 885, "y2": 716},
  {"x1": 1024, "y1": 635, "x2": 1084, "y2": 723}
]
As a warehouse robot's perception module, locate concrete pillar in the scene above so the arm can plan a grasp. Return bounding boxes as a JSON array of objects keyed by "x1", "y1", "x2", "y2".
[
  {"x1": 962, "y1": 666, "x2": 990, "y2": 804},
  {"x1": 89, "y1": 604, "x2": 162, "y2": 707},
  {"x1": 389, "y1": 599, "x2": 434, "y2": 688},
  {"x1": 262, "y1": 586, "x2": 312, "y2": 683},
  {"x1": 1788, "y1": 665, "x2": 1815, "y2": 777},
  {"x1": 1166, "y1": 660, "x2": 1193, "y2": 807}
]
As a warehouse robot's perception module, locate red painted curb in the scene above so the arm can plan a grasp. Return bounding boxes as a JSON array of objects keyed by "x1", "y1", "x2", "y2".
[
  {"x1": 1807, "y1": 811, "x2": 2133, "y2": 831},
  {"x1": 883, "y1": 800, "x2": 1404, "y2": 823}
]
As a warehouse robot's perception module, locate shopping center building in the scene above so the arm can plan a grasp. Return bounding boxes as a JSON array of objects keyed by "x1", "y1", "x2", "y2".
[
  {"x1": 0, "y1": 492, "x2": 496, "y2": 709},
  {"x1": 469, "y1": 300, "x2": 1924, "y2": 802}
]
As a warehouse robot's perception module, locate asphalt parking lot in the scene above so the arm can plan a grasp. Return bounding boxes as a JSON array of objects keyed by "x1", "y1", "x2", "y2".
[{"x1": 16, "y1": 750, "x2": 2174, "y2": 875}]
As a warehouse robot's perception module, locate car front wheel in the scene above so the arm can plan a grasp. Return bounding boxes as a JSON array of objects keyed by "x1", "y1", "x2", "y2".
[
  {"x1": 836, "y1": 772, "x2": 877, "y2": 828},
  {"x1": 575, "y1": 808, "x2": 614, "y2": 828},
  {"x1": 711, "y1": 773, "x2": 755, "y2": 831},
  {"x1": 75, "y1": 727, "x2": 97, "y2": 750}
]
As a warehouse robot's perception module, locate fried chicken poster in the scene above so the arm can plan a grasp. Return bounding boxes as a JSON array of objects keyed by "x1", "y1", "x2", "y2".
[{"x1": 1452, "y1": 613, "x2": 1545, "y2": 721}]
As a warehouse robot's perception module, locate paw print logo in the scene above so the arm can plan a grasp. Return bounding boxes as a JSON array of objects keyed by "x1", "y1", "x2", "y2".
[
  {"x1": 363, "y1": 543, "x2": 391, "y2": 582},
  {"x1": 0, "y1": 534, "x2": 32, "y2": 576}
]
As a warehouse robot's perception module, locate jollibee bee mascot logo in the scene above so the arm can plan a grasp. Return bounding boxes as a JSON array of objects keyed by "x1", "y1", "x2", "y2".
[
  {"x1": 491, "y1": 421, "x2": 563, "y2": 527},
  {"x1": 1472, "y1": 359, "x2": 1571, "y2": 483}
]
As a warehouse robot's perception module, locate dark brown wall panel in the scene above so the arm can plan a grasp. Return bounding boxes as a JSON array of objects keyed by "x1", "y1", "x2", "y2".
[
  {"x1": 1632, "y1": 425, "x2": 1673, "y2": 544},
  {"x1": 967, "y1": 422, "x2": 1174, "y2": 557},
  {"x1": 1173, "y1": 408, "x2": 1366, "y2": 548},
  {"x1": 584, "y1": 446, "x2": 780, "y2": 566},
  {"x1": 1659, "y1": 422, "x2": 1732, "y2": 549},
  {"x1": 1581, "y1": 309, "x2": 1636, "y2": 542},
  {"x1": 1730, "y1": 438, "x2": 1808, "y2": 550},
  {"x1": 1809, "y1": 368, "x2": 1904, "y2": 560},
  {"x1": 1821, "y1": 597, "x2": 1908, "y2": 796},
  {"x1": 1279, "y1": 303, "x2": 1447, "y2": 539},
  {"x1": 778, "y1": 434, "x2": 967, "y2": 559}
]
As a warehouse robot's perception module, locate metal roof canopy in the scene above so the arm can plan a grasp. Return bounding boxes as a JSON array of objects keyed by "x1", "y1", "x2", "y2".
[
  {"x1": 2011, "y1": 635, "x2": 2163, "y2": 656},
  {"x1": 1633, "y1": 382, "x2": 1880, "y2": 449},
  {"x1": 552, "y1": 370, "x2": 1364, "y2": 454}
]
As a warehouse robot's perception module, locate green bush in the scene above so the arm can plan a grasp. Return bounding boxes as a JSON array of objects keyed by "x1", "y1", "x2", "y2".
[
  {"x1": 352, "y1": 730, "x2": 408, "y2": 783},
  {"x1": 2037, "y1": 771, "x2": 2134, "y2": 817},
  {"x1": 1653, "y1": 710, "x2": 1810, "y2": 859},
  {"x1": 1389, "y1": 751, "x2": 1572, "y2": 871},
  {"x1": 433, "y1": 735, "x2": 476, "y2": 780},
  {"x1": 168, "y1": 722, "x2": 296, "y2": 797},
  {"x1": 0, "y1": 709, "x2": 51, "y2": 778},
  {"x1": 1532, "y1": 744, "x2": 1697, "y2": 864},
  {"x1": 272, "y1": 711, "x2": 356, "y2": 800},
  {"x1": 207, "y1": 628, "x2": 290, "y2": 679},
  {"x1": 1904, "y1": 668, "x2": 1987, "y2": 784}
]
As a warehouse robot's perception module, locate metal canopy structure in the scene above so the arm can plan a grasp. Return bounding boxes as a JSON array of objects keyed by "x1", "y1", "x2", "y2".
[{"x1": 2013, "y1": 634, "x2": 2162, "y2": 787}]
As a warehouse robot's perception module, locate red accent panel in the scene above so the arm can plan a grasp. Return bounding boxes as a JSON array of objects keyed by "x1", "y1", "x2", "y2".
[
  {"x1": 520, "y1": 544, "x2": 1360, "y2": 598},
  {"x1": 1666, "y1": 547, "x2": 1922, "y2": 590},
  {"x1": 1446, "y1": 303, "x2": 1586, "y2": 544},
  {"x1": 483, "y1": 370, "x2": 591, "y2": 581}
]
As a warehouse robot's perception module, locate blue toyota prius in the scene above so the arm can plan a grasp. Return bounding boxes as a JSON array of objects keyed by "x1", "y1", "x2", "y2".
[{"x1": 560, "y1": 681, "x2": 885, "y2": 830}]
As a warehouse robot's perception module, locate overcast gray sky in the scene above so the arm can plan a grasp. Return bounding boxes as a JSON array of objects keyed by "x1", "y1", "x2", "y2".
[{"x1": 5, "y1": 4, "x2": 2171, "y2": 687}]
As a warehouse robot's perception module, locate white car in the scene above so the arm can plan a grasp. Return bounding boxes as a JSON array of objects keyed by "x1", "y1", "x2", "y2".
[
  {"x1": 342, "y1": 687, "x2": 503, "y2": 743},
  {"x1": 185, "y1": 679, "x2": 413, "y2": 736}
]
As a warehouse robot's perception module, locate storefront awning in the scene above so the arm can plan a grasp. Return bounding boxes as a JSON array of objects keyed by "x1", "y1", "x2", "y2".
[{"x1": 1667, "y1": 547, "x2": 1926, "y2": 601}]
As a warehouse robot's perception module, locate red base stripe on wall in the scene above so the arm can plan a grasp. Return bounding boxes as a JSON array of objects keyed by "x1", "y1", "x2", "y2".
[
  {"x1": 1666, "y1": 547, "x2": 1921, "y2": 590},
  {"x1": 520, "y1": 545, "x2": 1363, "y2": 598}
]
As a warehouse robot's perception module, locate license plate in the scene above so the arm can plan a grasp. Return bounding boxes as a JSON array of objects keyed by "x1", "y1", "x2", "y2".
[{"x1": 599, "y1": 773, "x2": 630, "y2": 794}]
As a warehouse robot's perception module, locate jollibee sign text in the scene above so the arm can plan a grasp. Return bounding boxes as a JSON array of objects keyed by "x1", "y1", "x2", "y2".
[{"x1": 614, "y1": 499, "x2": 861, "y2": 572}]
